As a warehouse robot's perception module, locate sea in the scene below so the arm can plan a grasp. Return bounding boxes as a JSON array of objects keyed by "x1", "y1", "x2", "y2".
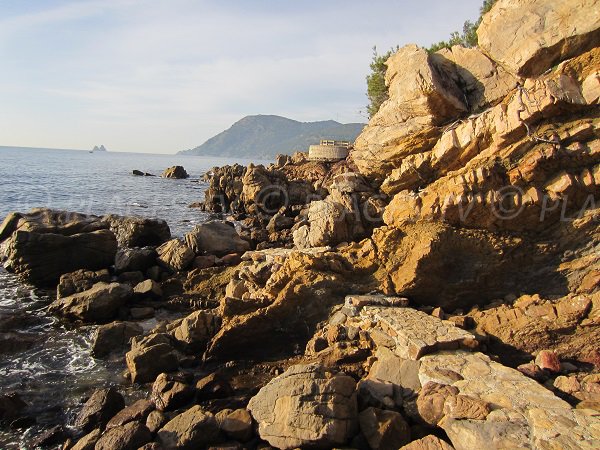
[{"x1": 0, "y1": 146, "x2": 264, "y2": 449}]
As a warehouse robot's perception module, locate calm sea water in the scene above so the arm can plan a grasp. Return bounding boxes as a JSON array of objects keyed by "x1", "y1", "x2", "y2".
[{"x1": 0, "y1": 146, "x2": 264, "y2": 449}]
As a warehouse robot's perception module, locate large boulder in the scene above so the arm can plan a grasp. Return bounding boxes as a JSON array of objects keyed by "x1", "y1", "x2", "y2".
[
  {"x1": 92, "y1": 321, "x2": 144, "y2": 358},
  {"x1": 102, "y1": 215, "x2": 170, "y2": 248},
  {"x1": 157, "y1": 405, "x2": 221, "y2": 450},
  {"x1": 125, "y1": 333, "x2": 179, "y2": 384},
  {"x1": 161, "y1": 166, "x2": 189, "y2": 179},
  {"x1": 0, "y1": 209, "x2": 105, "y2": 241},
  {"x1": 151, "y1": 373, "x2": 195, "y2": 411},
  {"x1": 57, "y1": 268, "x2": 111, "y2": 298},
  {"x1": 74, "y1": 387, "x2": 125, "y2": 432},
  {"x1": 477, "y1": 0, "x2": 600, "y2": 78},
  {"x1": 359, "y1": 407, "x2": 411, "y2": 450},
  {"x1": 49, "y1": 282, "x2": 133, "y2": 323},
  {"x1": 1, "y1": 229, "x2": 117, "y2": 286},
  {"x1": 184, "y1": 221, "x2": 250, "y2": 256},
  {"x1": 156, "y1": 239, "x2": 194, "y2": 272},
  {"x1": 350, "y1": 44, "x2": 466, "y2": 181},
  {"x1": 106, "y1": 399, "x2": 155, "y2": 429},
  {"x1": 247, "y1": 364, "x2": 358, "y2": 449},
  {"x1": 171, "y1": 310, "x2": 219, "y2": 350}
]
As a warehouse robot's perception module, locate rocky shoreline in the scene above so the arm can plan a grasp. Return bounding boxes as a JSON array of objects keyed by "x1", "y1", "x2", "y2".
[{"x1": 1, "y1": 1, "x2": 600, "y2": 449}]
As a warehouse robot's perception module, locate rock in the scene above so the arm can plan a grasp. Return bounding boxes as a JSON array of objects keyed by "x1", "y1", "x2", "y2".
[
  {"x1": 416, "y1": 382, "x2": 459, "y2": 426},
  {"x1": 125, "y1": 333, "x2": 179, "y2": 384},
  {"x1": 184, "y1": 221, "x2": 250, "y2": 256},
  {"x1": 247, "y1": 364, "x2": 358, "y2": 449},
  {"x1": 117, "y1": 271, "x2": 145, "y2": 286},
  {"x1": 49, "y1": 282, "x2": 133, "y2": 323},
  {"x1": 554, "y1": 375, "x2": 582, "y2": 395},
  {"x1": 133, "y1": 279, "x2": 163, "y2": 299},
  {"x1": 517, "y1": 362, "x2": 547, "y2": 381},
  {"x1": 130, "y1": 307, "x2": 155, "y2": 320},
  {"x1": 193, "y1": 255, "x2": 217, "y2": 269},
  {"x1": 157, "y1": 405, "x2": 221, "y2": 450},
  {"x1": 2, "y1": 229, "x2": 117, "y2": 286},
  {"x1": 156, "y1": 239, "x2": 195, "y2": 272},
  {"x1": 358, "y1": 407, "x2": 411, "y2": 450},
  {"x1": 477, "y1": 0, "x2": 600, "y2": 77},
  {"x1": 31, "y1": 425, "x2": 66, "y2": 447},
  {"x1": 106, "y1": 399, "x2": 154, "y2": 429},
  {"x1": 115, "y1": 248, "x2": 157, "y2": 274},
  {"x1": 92, "y1": 321, "x2": 143, "y2": 358},
  {"x1": 151, "y1": 373, "x2": 195, "y2": 411},
  {"x1": 0, "y1": 209, "x2": 106, "y2": 241},
  {"x1": 95, "y1": 421, "x2": 152, "y2": 450},
  {"x1": 434, "y1": 45, "x2": 517, "y2": 112},
  {"x1": 442, "y1": 394, "x2": 491, "y2": 420},
  {"x1": 292, "y1": 198, "x2": 355, "y2": 248},
  {"x1": 0, "y1": 392, "x2": 27, "y2": 422},
  {"x1": 535, "y1": 350, "x2": 561, "y2": 373},
  {"x1": 161, "y1": 166, "x2": 189, "y2": 179},
  {"x1": 103, "y1": 215, "x2": 171, "y2": 248},
  {"x1": 57, "y1": 269, "x2": 111, "y2": 298},
  {"x1": 132, "y1": 170, "x2": 144, "y2": 176},
  {"x1": 146, "y1": 409, "x2": 167, "y2": 434},
  {"x1": 359, "y1": 306, "x2": 477, "y2": 359},
  {"x1": 71, "y1": 428, "x2": 102, "y2": 450},
  {"x1": 216, "y1": 408, "x2": 254, "y2": 442},
  {"x1": 399, "y1": 435, "x2": 455, "y2": 450},
  {"x1": 172, "y1": 310, "x2": 219, "y2": 350},
  {"x1": 196, "y1": 373, "x2": 234, "y2": 400},
  {"x1": 350, "y1": 44, "x2": 466, "y2": 181},
  {"x1": 74, "y1": 387, "x2": 125, "y2": 432}
]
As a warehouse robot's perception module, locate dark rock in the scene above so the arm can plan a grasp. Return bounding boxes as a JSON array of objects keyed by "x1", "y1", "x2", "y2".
[
  {"x1": 117, "y1": 271, "x2": 145, "y2": 285},
  {"x1": 106, "y1": 399, "x2": 155, "y2": 429},
  {"x1": 126, "y1": 333, "x2": 179, "y2": 384},
  {"x1": 193, "y1": 255, "x2": 217, "y2": 269},
  {"x1": 95, "y1": 421, "x2": 152, "y2": 450},
  {"x1": 161, "y1": 166, "x2": 189, "y2": 179},
  {"x1": 0, "y1": 392, "x2": 27, "y2": 422},
  {"x1": 0, "y1": 332, "x2": 39, "y2": 355},
  {"x1": 92, "y1": 321, "x2": 144, "y2": 358},
  {"x1": 74, "y1": 387, "x2": 125, "y2": 432},
  {"x1": 57, "y1": 269, "x2": 111, "y2": 298},
  {"x1": 133, "y1": 170, "x2": 144, "y2": 176},
  {"x1": 184, "y1": 221, "x2": 250, "y2": 257},
  {"x1": 130, "y1": 307, "x2": 155, "y2": 320},
  {"x1": 30, "y1": 425, "x2": 66, "y2": 448},
  {"x1": 2, "y1": 229, "x2": 117, "y2": 286},
  {"x1": 115, "y1": 248, "x2": 157, "y2": 274},
  {"x1": 196, "y1": 373, "x2": 234, "y2": 401},
  {"x1": 103, "y1": 214, "x2": 171, "y2": 248},
  {"x1": 49, "y1": 282, "x2": 133, "y2": 323},
  {"x1": 151, "y1": 373, "x2": 195, "y2": 411}
]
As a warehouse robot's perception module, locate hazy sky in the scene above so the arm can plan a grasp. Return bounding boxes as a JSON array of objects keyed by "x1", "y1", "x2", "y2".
[{"x1": 0, "y1": 0, "x2": 483, "y2": 154}]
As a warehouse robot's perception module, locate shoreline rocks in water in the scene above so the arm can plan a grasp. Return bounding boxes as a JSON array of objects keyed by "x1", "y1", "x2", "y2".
[
  {"x1": 161, "y1": 166, "x2": 189, "y2": 179},
  {"x1": 2, "y1": 1, "x2": 600, "y2": 448}
]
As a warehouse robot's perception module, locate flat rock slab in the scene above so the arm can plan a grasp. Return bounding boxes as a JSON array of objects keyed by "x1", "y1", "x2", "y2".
[
  {"x1": 360, "y1": 307, "x2": 476, "y2": 359},
  {"x1": 419, "y1": 351, "x2": 600, "y2": 450}
]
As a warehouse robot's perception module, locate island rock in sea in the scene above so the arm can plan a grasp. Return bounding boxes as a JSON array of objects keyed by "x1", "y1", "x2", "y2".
[{"x1": 2, "y1": 1, "x2": 600, "y2": 449}]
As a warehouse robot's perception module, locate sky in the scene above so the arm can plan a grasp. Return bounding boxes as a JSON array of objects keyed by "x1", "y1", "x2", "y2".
[{"x1": 0, "y1": 0, "x2": 483, "y2": 154}]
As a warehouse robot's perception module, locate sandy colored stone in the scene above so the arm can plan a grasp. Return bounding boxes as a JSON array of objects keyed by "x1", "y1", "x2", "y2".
[{"x1": 360, "y1": 306, "x2": 476, "y2": 359}]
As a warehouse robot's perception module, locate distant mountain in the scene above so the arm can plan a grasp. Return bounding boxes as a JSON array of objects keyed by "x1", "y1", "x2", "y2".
[
  {"x1": 178, "y1": 115, "x2": 365, "y2": 159},
  {"x1": 92, "y1": 145, "x2": 107, "y2": 152}
]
